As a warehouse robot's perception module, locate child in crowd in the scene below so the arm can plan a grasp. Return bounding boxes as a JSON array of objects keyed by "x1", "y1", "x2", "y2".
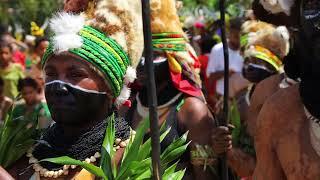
[
  {"x1": 12, "y1": 77, "x2": 51, "y2": 129},
  {"x1": 0, "y1": 78, "x2": 12, "y2": 122},
  {"x1": 0, "y1": 42, "x2": 25, "y2": 99}
]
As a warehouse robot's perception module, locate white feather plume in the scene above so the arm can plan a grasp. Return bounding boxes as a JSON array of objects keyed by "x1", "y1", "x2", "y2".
[
  {"x1": 50, "y1": 12, "x2": 85, "y2": 35},
  {"x1": 53, "y1": 34, "x2": 83, "y2": 54},
  {"x1": 124, "y1": 66, "x2": 137, "y2": 84},
  {"x1": 115, "y1": 85, "x2": 131, "y2": 107},
  {"x1": 259, "y1": 0, "x2": 295, "y2": 15}
]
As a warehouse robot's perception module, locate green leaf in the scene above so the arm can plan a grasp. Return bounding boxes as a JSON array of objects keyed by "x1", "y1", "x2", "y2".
[
  {"x1": 100, "y1": 114, "x2": 115, "y2": 179},
  {"x1": 160, "y1": 131, "x2": 189, "y2": 161},
  {"x1": 117, "y1": 118, "x2": 149, "y2": 179},
  {"x1": 119, "y1": 158, "x2": 152, "y2": 180},
  {"x1": 163, "y1": 169, "x2": 186, "y2": 180},
  {"x1": 101, "y1": 148, "x2": 114, "y2": 180},
  {"x1": 41, "y1": 156, "x2": 106, "y2": 179},
  {"x1": 137, "y1": 127, "x2": 171, "y2": 161},
  {"x1": 102, "y1": 113, "x2": 115, "y2": 156},
  {"x1": 161, "y1": 142, "x2": 190, "y2": 166},
  {"x1": 162, "y1": 161, "x2": 179, "y2": 177}
]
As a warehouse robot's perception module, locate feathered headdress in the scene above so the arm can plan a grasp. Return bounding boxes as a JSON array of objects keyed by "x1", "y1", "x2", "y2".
[
  {"x1": 242, "y1": 20, "x2": 290, "y2": 71},
  {"x1": 149, "y1": 0, "x2": 202, "y2": 97},
  {"x1": 42, "y1": 0, "x2": 144, "y2": 106}
]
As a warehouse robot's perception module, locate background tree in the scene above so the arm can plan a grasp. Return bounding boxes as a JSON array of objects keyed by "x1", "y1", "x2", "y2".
[{"x1": 0, "y1": 0, "x2": 63, "y2": 35}]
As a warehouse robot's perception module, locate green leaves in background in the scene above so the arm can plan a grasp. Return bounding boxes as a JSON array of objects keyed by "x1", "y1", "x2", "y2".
[{"x1": 0, "y1": 106, "x2": 40, "y2": 168}]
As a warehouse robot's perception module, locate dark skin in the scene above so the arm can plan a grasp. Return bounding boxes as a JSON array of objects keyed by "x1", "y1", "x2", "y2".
[
  {"x1": 64, "y1": 0, "x2": 90, "y2": 13},
  {"x1": 21, "y1": 86, "x2": 40, "y2": 106},
  {"x1": 35, "y1": 41, "x2": 49, "y2": 59},
  {"x1": 208, "y1": 29, "x2": 240, "y2": 86},
  {"x1": 0, "y1": 46, "x2": 12, "y2": 69},
  {"x1": 212, "y1": 57, "x2": 280, "y2": 177},
  {"x1": 131, "y1": 71, "x2": 216, "y2": 179},
  {"x1": 4, "y1": 53, "x2": 125, "y2": 179}
]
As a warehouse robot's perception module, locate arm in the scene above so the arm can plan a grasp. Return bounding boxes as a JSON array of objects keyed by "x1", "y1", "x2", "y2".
[
  {"x1": 227, "y1": 148, "x2": 256, "y2": 177},
  {"x1": 0, "y1": 166, "x2": 14, "y2": 180},
  {"x1": 208, "y1": 71, "x2": 235, "y2": 85},
  {"x1": 178, "y1": 97, "x2": 216, "y2": 179},
  {"x1": 253, "y1": 99, "x2": 285, "y2": 180}
]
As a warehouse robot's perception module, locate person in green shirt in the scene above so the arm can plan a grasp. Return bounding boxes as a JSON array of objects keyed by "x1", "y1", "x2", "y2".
[
  {"x1": 12, "y1": 77, "x2": 51, "y2": 129},
  {"x1": 0, "y1": 42, "x2": 25, "y2": 99}
]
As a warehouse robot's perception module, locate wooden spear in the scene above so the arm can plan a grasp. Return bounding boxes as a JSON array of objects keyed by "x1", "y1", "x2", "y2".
[{"x1": 141, "y1": 0, "x2": 162, "y2": 179}]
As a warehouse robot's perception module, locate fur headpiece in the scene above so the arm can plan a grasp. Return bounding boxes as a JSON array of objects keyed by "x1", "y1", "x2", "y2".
[
  {"x1": 149, "y1": 0, "x2": 202, "y2": 97},
  {"x1": 243, "y1": 20, "x2": 290, "y2": 71},
  {"x1": 43, "y1": 0, "x2": 144, "y2": 106}
]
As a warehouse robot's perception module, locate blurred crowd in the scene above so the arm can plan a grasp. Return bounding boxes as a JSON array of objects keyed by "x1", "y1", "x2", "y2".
[{"x1": 0, "y1": 26, "x2": 51, "y2": 128}]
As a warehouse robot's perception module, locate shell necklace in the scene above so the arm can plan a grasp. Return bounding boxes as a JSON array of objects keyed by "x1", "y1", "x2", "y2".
[{"x1": 28, "y1": 130, "x2": 136, "y2": 178}]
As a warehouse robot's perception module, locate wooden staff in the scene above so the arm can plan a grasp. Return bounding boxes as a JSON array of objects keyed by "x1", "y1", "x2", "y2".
[
  {"x1": 219, "y1": 0, "x2": 230, "y2": 179},
  {"x1": 141, "y1": 0, "x2": 162, "y2": 179}
]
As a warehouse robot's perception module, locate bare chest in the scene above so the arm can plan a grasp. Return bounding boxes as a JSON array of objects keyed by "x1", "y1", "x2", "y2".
[{"x1": 276, "y1": 118, "x2": 320, "y2": 180}]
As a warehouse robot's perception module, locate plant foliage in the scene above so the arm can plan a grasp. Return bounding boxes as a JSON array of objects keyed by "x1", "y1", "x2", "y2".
[
  {"x1": 0, "y1": 105, "x2": 40, "y2": 168},
  {"x1": 42, "y1": 115, "x2": 189, "y2": 180}
]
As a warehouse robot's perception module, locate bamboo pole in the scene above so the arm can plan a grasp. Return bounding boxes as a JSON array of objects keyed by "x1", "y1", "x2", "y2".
[
  {"x1": 141, "y1": 0, "x2": 162, "y2": 179},
  {"x1": 219, "y1": 0, "x2": 229, "y2": 179}
]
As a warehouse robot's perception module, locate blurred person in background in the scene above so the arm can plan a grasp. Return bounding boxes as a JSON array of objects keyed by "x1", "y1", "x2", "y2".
[
  {"x1": 0, "y1": 42, "x2": 25, "y2": 99},
  {"x1": 25, "y1": 37, "x2": 49, "y2": 101},
  {"x1": 198, "y1": 34, "x2": 218, "y2": 108},
  {"x1": 12, "y1": 77, "x2": 51, "y2": 129},
  {"x1": 206, "y1": 18, "x2": 249, "y2": 114},
  {"x1": 0, "y1": 77, "x2": 13, "y2": 122}
]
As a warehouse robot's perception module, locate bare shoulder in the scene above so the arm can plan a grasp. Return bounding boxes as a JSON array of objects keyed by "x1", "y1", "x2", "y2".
[
  {"x1": 257, "y1": 84, "x2": 304, "y2": 132},
  {"x1": 179, "y1": 96, "x2": 214, "y2": 126},
  {"x1": 250, "y1": 74, "x2": 283, "y2": 109}
]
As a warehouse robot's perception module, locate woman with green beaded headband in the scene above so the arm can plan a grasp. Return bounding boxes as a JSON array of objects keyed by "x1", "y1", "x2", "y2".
[{"x1": 3, "y1": 0, "x2": 144, "y2": 178}]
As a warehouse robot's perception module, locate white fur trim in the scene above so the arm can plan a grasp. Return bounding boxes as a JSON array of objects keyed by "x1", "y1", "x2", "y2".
[
  {"x1": 259, "y1": 0, "x2": 294, "y2": 16},
  {"x1": 115, "y1": 85, "x2": 131, "y2": 106},
  {"x1": 50, "y1": 12, "x2": 85, "y2": 53},
  {"x1": 50, "y1": 12, "x2": 85, "y2": 35},
  {"x1": 53, "y1": 34, "x2": 83, "y2": 54},
  {"x1": 124, "y1": 66, "x2": 136, "y2": 84}
]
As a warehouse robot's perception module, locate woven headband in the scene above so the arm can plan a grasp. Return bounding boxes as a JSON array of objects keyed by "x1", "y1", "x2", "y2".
[
  {"x1": 244, "y1": 45, "x2": 282, "y2": 71},
  {"x1": 41, "y1": 13, "x2": 136, "y2": 107}
]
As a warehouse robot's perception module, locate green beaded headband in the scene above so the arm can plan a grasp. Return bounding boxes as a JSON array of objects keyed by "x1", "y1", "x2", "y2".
[
  {"x1": 152, "y1": 32, "x2": 187, "y2": 52},
  {"x1": 42, "y1": 13, "x2": 136, "y2": 106}
]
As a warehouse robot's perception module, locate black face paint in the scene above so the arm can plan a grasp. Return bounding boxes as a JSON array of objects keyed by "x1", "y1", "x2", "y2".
[
  {"x1": 45, "y1": 80, "x2": 111, "y2": 126},
  {"x1": 137, "y1": 56, "x2": 180, "y2": 107},
  {"x1": 242, "y1": 63, "x2": 276, "y2": 83}
]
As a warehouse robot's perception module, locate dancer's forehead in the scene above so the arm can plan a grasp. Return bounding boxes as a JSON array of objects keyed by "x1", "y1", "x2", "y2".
[{"x1": 44, "y1": 53, "x2": 112, "y2": 93}]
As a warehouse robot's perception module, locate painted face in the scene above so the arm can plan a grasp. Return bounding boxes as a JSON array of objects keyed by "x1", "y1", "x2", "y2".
[
  {"x1": 43, "y1": 53, "x2": 113, "y2": 126},
  {"x1": 242, "y1": 57, "x2": 277, "y2": 83}
]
